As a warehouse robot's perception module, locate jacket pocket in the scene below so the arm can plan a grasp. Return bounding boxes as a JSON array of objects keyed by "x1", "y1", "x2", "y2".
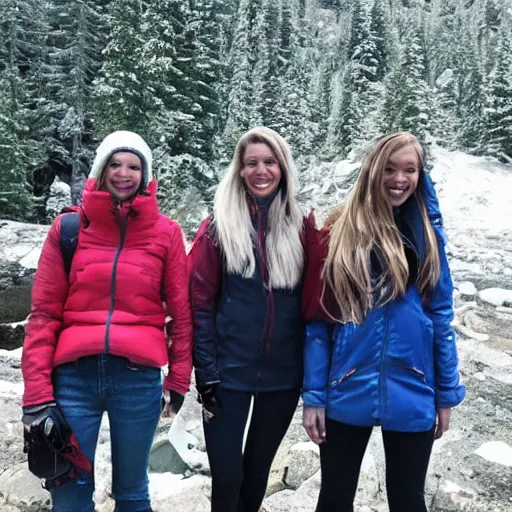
[
  {"x1": 401, "y1": 363, "x2": 435, "y2": 394},
  {"x1": 329, "y1": 367, "x2": 357, "y2": 389}
]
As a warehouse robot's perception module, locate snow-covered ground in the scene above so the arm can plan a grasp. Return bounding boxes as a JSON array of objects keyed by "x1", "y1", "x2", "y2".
[{"x1": 1, "y1": 146, "x2": 512, "y2": 511}]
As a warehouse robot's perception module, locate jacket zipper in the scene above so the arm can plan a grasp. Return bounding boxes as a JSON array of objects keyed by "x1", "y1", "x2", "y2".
[
  {"x1": 104, "y1": 213, "x2": 128, "y2": 353},
  {"x1": 377, "y1": 305, "x2": 390, "y2": 425},
  {"x1": 256, "y1": 203, "x2": 273, "y2": 394}
]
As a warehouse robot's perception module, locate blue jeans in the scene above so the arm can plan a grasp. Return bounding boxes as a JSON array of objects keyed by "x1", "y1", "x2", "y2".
[{"x1": 51, "y1": 354, "x2": 162, "y2": 512}]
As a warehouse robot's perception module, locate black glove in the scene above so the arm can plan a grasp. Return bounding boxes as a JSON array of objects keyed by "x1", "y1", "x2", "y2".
[
  {"x1": 197, "y1": 383, "x2": 220, "y2": 422},
  {"x1": 162, "y1": 390, "x2": 185, "y2": 417},
  {"x1": 22, "y1": 402, "x2": 57, "y2": 429}
]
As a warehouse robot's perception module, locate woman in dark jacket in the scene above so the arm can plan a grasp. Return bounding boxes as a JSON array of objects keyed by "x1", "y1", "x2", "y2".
[
  {"x1": 189, "y1": 126, "x2": 314, "y2": 512},
  {"x1": 302, "y1": 132, "x2": 465, "y2": 512}
]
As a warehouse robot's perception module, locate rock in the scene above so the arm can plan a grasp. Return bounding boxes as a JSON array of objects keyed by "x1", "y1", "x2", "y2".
[
  {"x1": 474, "y1": 441, "x2": 512, "y2": 467},
  {"x1": 149, "y1": 473, "x2": 211, "y2": 512},
  {"x1": 458, "y1": 281, "x2": 477, "y2": 301},
  {"x1": 284, "y1": 441, "x2": 320, "y2": 490},
  {"x1": 45, "y1": 177, "x2": 71, "y2": 222},
  {"x1": 263, "y1": 471, "x2": 320, "y2": 512},
  {"x1": 479, "y1": 288, "x2": 512, "y2": 308},
  {"x1": 0, "y1": 221, "x2": 50, "y2": 323},
  {"x1": 149, "y1": 434, "x2": 190, "y2": 474},
  {"x1": 0, "y1": 463, "x2": 52, "y2": 511},
  {"x1": 0, "y1": 322, "x2": 26, "y2": 351}
]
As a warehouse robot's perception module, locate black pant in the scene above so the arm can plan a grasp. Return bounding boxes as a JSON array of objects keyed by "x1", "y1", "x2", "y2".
[
  {"x1": 316, "y1": 418, "x2": 435, "y2": 512},
  {"x1": 203, "y1": 387, "x2": 300, "y2": 512}
]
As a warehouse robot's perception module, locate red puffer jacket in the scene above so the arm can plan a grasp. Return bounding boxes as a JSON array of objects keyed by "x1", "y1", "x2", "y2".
[{"x1": 22, "y1": 179, "x2": 193, "y2": 406}]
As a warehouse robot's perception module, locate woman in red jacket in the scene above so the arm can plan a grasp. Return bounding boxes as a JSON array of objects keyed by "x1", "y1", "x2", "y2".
[{"x1": 21, "y1": 131, "x2": 193, "y2": 512}]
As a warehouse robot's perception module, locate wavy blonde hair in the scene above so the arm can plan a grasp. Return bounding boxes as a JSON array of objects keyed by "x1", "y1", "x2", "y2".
[
  {"x1": 322, "y1": 132, "x2": 441, "y2": 324},
  {"x1": 213, "y1": 127, "x2": 304, "y2": 290}
]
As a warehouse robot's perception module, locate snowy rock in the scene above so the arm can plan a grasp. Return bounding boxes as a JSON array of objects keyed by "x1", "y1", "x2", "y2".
[
  {"x1": 45, "y1": 176, "x2": 71, "y2": 221},
  {"x1": 0, "y1": 321, "x2": 26, "y2": 351},
  {"x1": 0, "y1": 221, "x2": 50, "y2": 323},
  {"x1": 283, "y1": 441, "x2": 320, "y2": 490},
  {"x1": 263, "y1": 471, "x2": 320, "y2": 512},
  {"x1": 457, "y1": 281, "x2": 477, "y2": 301},
  {"x1": 474, "y1": 441, "x2": 512, "y2": 467},
  {"x1": 0, "y1": 463, "x2": 52, "y2": 511},
  {"x1": 479, "y1": 288, "x2": 512, "y2": 308}
]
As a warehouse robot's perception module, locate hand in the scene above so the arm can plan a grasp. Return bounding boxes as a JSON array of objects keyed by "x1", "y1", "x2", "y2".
[
  {"x1": 197, "y1": 384, "x2": 220, "y2": 423},
  {"x1": 434, "y1": 407, "x2": 451, "y2": 439},
  {"x1": 303, "y1": 406, "x2": 326, "y2": 445},
  {"x1": 162, "y1": 390, "x2": 185, "y2": 419},
  {"x1": 22, "y1": 403, "x2": 57, "y2": 432}
]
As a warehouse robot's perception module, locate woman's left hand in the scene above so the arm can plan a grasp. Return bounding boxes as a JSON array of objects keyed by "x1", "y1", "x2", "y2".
[
  {"x1": 434, "y1": 407, "x2": 451, "y2": 439},
  {"x1": 162, "y1": 389, "x2": 185, "y2": 419}
]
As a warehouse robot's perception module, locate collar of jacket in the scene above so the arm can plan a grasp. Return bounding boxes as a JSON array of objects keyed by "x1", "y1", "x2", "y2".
[
  {"x1": 246, "y1": 189, "x2": 280, "y2": 232},
  {"x1": 397, "y1": 169, "x2": 443, "y2": 263},
  {"x1": 80, "y1": 178, "x2": 160, "y2": 233}
]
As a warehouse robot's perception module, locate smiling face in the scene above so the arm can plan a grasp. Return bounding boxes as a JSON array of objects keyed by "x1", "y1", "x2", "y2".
[
  {"x1": 382, "y1": 145, "x2": 420, "y2": 207},
  {"x1": 102, "y1": 151, "x2": 143, "y2": 201},
  {"x1": 240, "y1": 142, "x2": 282, "y2": 199}
]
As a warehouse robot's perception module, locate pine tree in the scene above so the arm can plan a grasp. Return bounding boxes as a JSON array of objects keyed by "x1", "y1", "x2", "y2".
[
  {"x1": 41, "y1": 0, "x2": 107, "y2": 203},
  {"x1": 222, "y1": 0, "x2": 258, "y2": 156},
  {"x1": 381, "y1": 28, "x2": 430, "y2": 139},
  {"x1": 0, "y1": 0, "x2": 50, "y2": 220},
  {"x1": 483, "y1": 29, "x2": 512, "y2": 161},
  {"x1": 93, "y1": 0, "x2": 148, "y2": 139}
]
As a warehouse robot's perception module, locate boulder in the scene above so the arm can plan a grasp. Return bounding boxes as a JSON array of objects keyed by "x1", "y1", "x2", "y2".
[
  {"x1": 458, "y1": 281, "x2": 477, "y2": 301},
  {"x1": 283, "y1": 441, "x2": 320, "y2": 490},
  {"x1": 0, "y1": 463, "x2": 52, "y2": 511},
  {"x1": 479, "y1": 288, "x2": 512, "y2": 308},
  {"x1": 0, "y1": 322, "x2": 26, "y2": 351},
  {"x1": 0, "y1": 221, "x2": 50, "y2": 324}
]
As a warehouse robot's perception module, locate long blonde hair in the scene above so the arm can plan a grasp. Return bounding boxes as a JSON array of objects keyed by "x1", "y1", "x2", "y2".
[
  {"x1": 213, "y1": 127, "x2": 304, "y2": 290},
  {"x1": 322, "y1": 132, "x2": 441, "y2": 324}
]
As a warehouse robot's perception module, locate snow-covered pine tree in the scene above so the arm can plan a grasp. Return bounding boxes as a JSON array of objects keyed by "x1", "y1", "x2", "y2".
[
  {"x1": 483, "y1": 27, "x2": 512, "y2": 161},
  {"x1": 221, "y1": 0, "x2": 259, "y2": 158},
  {"x1": 458, "y1": 29, "x2": 487, "y2": 154},
  {"x1": 41, "y1": 0, "x2": 107, "y2": 204},
  {"x1": 0, "y1": 0, "x2": 50, "y2": 220},
  {"x1": 93, "y1": 0, "x2": 148, "y2": 139},
  {"x1": 381, "y1": 27, "x2": 431, "y2": 140}
]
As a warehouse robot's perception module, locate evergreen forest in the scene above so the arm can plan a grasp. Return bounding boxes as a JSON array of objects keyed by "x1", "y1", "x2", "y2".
[{"x1": 1, "y1": 0, "x2": 511, "y2": 226}]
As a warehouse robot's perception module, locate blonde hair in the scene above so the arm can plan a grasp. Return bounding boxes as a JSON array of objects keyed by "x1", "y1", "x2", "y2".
[
  {"x1": 322, "y1": 132, "x2": 441, "y2": 324},
  {"x1": 213, "y1": 127, "x2": 304, "y2": 290}
]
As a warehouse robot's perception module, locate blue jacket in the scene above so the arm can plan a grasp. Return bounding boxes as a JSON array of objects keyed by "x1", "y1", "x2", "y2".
[{"x1": 303, "y1": 172, "x2": 465, "y2": 432}]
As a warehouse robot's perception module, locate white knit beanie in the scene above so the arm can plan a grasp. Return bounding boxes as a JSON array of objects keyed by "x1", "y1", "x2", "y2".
[{"x1": 89, "y1": 131, "x2": 153, "y2": 187}]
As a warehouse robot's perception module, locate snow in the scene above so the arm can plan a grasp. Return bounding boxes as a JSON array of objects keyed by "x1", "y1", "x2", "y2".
[
  {"x1": 478, "y1": 288, "x2": 512, "y2": 307},
  {"x1": 18, "y1": 247, "x2": 42, "y2": 269},
  {"x1": 0, "y1": 347, "x2": 22, "y2": 359},
  {"x1": 431, "y1": 147, "x2": 512, "y2": 237},
  {"x1": 0, "y1": 380, "x2": 23, "y2": 397},
  {"x1": 474, "y1": 441, "x2": 512, "y2": 467}
]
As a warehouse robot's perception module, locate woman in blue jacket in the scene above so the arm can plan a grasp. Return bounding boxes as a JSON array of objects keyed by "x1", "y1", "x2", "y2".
[{"x1": 302, "y1": 132, "x2": 465, "y2": 512}]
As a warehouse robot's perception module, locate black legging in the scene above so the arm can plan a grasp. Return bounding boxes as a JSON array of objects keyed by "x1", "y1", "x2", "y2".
[
  {"x1": 317, "y1": 418, "x2": 435, "y2": 512},
  {"x1": 203, "y1": 387, "x2": 300, "y2": 512}
]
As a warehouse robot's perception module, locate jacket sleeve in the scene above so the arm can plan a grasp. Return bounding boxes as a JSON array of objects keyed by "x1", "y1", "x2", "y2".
[
  {"x1": 422, "y1": 172, "x2": 465, "y2": 408},
  {"x1": 189, "y1": 217, "x2": 221, "y2": 388},
  {"x1": 302, "y1": 320, "x2": 333, "y2": 408},
  {"x1": 22, "y1": 216, "x2": 69, "y2": 406},
  {"x1": 302, "y1": 212, "x2": 331, "y2": 321},
  {"x1": 427, "y1": 223, "x2": 466, "y2": 408},
  {"x1": 162, "y1": 221, "x2": 193, "y2": 394}
]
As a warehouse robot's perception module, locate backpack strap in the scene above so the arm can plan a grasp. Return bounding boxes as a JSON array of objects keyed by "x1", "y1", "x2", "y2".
[{"x1": 59, "y1": 212, "x2": 81, "y2": 276}]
